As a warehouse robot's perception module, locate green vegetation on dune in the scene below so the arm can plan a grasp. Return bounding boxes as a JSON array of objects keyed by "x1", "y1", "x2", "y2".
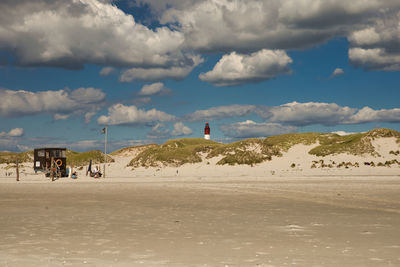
[
  {"x1": 67, "y1": 150, "x2": 114, "y2": 166},
  {"x1": 309, "y1": 128, "x2": 400, "y2": 156},
  {"x1": 0, "y1": 151, "x2": 33, "y2": 164},
  {"x1": 128, "y1": 138, "x2": 221, "y2": 168},
  {"x1": 127, "y1": 128, "x2": 400, "y2": 167},
  {"x1": 110, "y1": 144, "x2": 157, "y2": 156},
  {"x1": 4, "y1": 128, "x2": 397, "y2": 168},
  {"x1": 207, "y1": 139, "x2": 279, "y2": 165},
  {"x1": 308, "y1": 133, "x2": 370, "y2": 156},
  {"x1": 263, "y1": 132, "x2": 323, "y2": 152}
]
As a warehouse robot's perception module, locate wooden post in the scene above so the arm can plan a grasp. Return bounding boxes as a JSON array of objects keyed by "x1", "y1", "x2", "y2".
[
  {"x1": 104, "y1": 127, "x2": 107, "y2": 178},
  {"x1": 16, "y1": 159, "x2": 19, "y2": 182},
  {"x1": 51, "y1": 157, "x2": 55, "y2": 181}
]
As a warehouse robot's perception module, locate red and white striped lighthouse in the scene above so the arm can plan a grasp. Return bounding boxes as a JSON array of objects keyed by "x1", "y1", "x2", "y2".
[{"x1": 204, "y1": 122, "x2": 210, "y2": 140}]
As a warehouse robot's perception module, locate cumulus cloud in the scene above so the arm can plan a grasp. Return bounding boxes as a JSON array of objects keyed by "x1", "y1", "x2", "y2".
[
  {"x1": 139, "y1": 82, "x2": 171, "y2": 96},
  {"x1": 348, "y1": 106, "x2": 400, "y2": 124},
  {"x1": 256, "y1": 102, "x2": 400, "y2": 126},
  {"x1": 0, "y1": 128, "x2": 24, "y2": 138},
  {"x1": 349, "y1": 48, "x2": 400, "y2": 71},
  {"x1": 186, "y1": 102, "x2": 400, "y2": 127},
  {"x1": 348, "y1": 11, "x2": 400, "y2": 70},
  {"x1": 160, "y1": 0, "x2": 400, "y2": 53},
  {"x1": 120, "y1": 55, "x2": 203, "y2": 82},
  {"x1": 185, "y1": 104, "x2": 256, "y2": 121},
  {"x1": 0, "y1": 87, "x2": 105, "y2": 119},
  {"x1": 171, "y1": 122, "x2": 193, "y2": 136},
  {"x1": 97, "y1": 103, "x2": 175, "y2": 125},
  {"x1": 0, "y1": 0, "x2": 196, "y2": 72},
  {"x1": 330, "y1": 68, "x2": 344, "y2": 78},
  {"x1": 257, "y1": 102, "x2": 356, "y2": 126},
  {"x1": 147, "y1": 121, "x2": 193, "y2": 139},
  {"x1": 220, "y1": 120, "x2": 296, "y2": 138},
  {"x1": 199, "y1": 50, "x2": 292, "y2": 86},
  {"x1": 99, "y1": 67, "x2": 115, "y2": 76}
]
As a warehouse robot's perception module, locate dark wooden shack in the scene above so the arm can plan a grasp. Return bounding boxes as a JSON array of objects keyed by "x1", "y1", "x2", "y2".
[{"x1": 33, "y1": 148, "x2": 67, "y2": 177}]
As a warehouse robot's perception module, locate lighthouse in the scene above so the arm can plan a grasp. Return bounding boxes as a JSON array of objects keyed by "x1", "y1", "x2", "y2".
[{"x1": 204, "y1": 122, "x2": 210, "y2": 140}]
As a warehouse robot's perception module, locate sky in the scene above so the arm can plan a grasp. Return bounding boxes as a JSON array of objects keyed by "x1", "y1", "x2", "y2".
[{"x1": 1, "y1": 0, "x2": 400, "y2": 152}]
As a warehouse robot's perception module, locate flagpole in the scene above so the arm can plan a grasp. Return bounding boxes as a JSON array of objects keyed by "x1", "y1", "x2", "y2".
[{"x1": 104, "y1": 127, "x2": 107, "y2": 178}]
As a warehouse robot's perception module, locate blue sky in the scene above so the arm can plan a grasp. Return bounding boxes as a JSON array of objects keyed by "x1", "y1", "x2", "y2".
[{"x1": 1, "y1": 0, "x2": 400, "y2": 152}]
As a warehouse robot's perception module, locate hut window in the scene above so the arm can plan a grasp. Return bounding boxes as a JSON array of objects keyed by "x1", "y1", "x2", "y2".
[
  {"x1": 38, "y1": 150, "x2": 45, "y2": 157},
  {"x1": 61, "y1": 150, "x2": 66, "y2": 157}
]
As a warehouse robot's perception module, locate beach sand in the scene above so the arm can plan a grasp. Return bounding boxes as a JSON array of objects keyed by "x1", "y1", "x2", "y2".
[
  {"x1": 1, "y1": 176, "x2": 400, "y2": 266},
  {"x1": 1, "y1": 137, "x2": 400, "y2": 266}
]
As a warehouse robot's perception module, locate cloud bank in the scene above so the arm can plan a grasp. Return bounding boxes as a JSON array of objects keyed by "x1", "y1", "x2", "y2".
[
  {"x1": 0, "y1": 87, "x2": 105, "y2": 120},
  {"x1": 97, "y1": 104, "x2": 176, "y2": 125}
]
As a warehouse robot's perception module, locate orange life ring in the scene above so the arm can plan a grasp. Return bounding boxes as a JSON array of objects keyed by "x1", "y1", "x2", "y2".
[{"x1": 55, "y1": 159, "x2": 62, "y2": 167}]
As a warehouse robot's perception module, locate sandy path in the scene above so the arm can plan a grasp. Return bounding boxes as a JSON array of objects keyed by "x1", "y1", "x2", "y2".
[{"x1": 1, "y1": 177, "x2": 400, "y2": 266}]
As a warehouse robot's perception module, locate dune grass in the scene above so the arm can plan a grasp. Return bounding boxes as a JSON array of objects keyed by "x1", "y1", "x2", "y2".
[
  {"x1": 127, "y1": 128, "x2": 400, "y2": 167},
  {"x1": 66, "y1": 150, "x2": 114, "y2": 166},
  {"x1": 129, "y1": 138, "x2": 221, "y2": 168},
  {"x1": 0, "y1": 151, "x2": 33, "y2": 164},
  {"x1": 110, "y1": 144, "x2": 157, "y2": 156}
]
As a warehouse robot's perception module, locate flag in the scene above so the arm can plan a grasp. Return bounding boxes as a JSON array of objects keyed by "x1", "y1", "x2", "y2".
[
  {"x1": 101, "y1": 127, "x2": 107, "y2": 134},
  {"x1": 86, "y1": 159, "x2": 92, "y2": 176}
]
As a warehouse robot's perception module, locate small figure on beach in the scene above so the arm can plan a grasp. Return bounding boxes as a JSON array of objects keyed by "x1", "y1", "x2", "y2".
[{"x1": 93, "y1": 165, "x2": 102, "y2": 178}]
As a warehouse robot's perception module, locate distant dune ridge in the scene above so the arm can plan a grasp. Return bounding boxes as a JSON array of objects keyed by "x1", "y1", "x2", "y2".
[
  {"x1": 1, "y1": 128, "x2": 400, "y2": 179},
  {"x1": 126, "y1": 128, "x2": 400, "y2": 167}
]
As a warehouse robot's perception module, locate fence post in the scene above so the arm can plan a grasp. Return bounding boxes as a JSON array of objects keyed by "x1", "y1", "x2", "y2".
[
  {"x1": 16, "y1": 159, "x2": 19, "y2": 182},
  {"x1": 51, "y1": 157, "x2": 55, "y2": 181}
]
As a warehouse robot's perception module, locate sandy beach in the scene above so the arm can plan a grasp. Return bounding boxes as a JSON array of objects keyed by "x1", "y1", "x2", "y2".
[
  {"x1": 1, "y1": 134, "x2": 400, "y2": 266},
  {"x1": 1, "y1": 175, "x2": 400, "y2": 266}
]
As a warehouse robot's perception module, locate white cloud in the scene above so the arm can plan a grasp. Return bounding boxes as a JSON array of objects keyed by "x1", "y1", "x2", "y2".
[
  {"x1": 199, "y1": 50, "x2": 292, "y2": 86},
  {"x1": 186, "y1": 102, "x2": 400, "y2": 127},
  {"x1": 97, "y1": 103, "x2": 176, "y2": 125},
  {"x1": 348, "y1": 11, "x2": 400, "y2": 70},
  {"x1": 161, "y1": 0, "x2": 400, "y2": 53},
  {"x1": 257, "y1": 102, "x2": 400, "y2": 126},
  {"x1": 348, "y1": 106, "x2": 400, "y2": 124},
  {"x1": 220, "y1": 120, "x2": 296, "y2": 138},
  {"x1": 349, "y1": 48, "x2": 400, "y2": 71},
  {"x1": 99, "y1": 67, "x2": 115, "y2": 76},
  {"x1": 171, "y1": 122, "x2": 193, "y2": 136},
  {"x1": 84, "y1": 111, "x2": 97, "y2": 124},
  {"x1": 53, "y1": 114, "x2": 70, "y2": 120},
  {"x1": 0, "y1": 87, "x2": 105, "y2": 118},
  {"x1": 120, "y1": 55, "x2": 203, "y2": 82},
  {"x1": 0, "y1": 128, "x2": 24, "y2": 138},
  {"x1": 185, "y1": 104, "x2": 256, "y2": 121},
  {"x1": 259, "y1": 102, "x2": 356, "y2": 126},
  {"x1": 147, "y1": 122, "x2": 193, "y2": 140},
  {"x1": 0, "y1": 0, "x2": 193, "y2": 71},
  {"x1": 139, "y1": 82, "x2": 170, "y2": 96},
  {"x1": 330, "y1": 68, "x2": 344, "y2": 78}
]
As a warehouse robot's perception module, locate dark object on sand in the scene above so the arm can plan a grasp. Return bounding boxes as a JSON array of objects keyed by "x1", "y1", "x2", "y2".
[{"x1": 33, "y1": 148, "x2": 67, "y2": 177}]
